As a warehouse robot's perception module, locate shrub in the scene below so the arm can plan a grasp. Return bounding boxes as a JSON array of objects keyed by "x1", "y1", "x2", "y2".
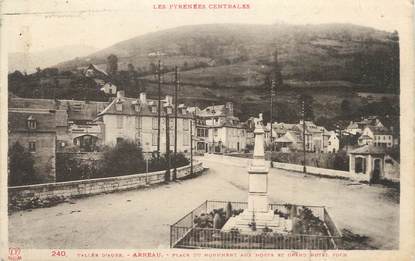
[
  {"x1": 333, "y1": 151, "x2": 349, "y2": 171},
  {"x1": 100, "y1": 140, "x2": 146, "y2": 177},
  {"x1": 8, "y1": 142, "x2": 40, "y2": 186},
  {"x1": 148, "y1": 152, "x2": 190, "y2": 172},
  {"x1": 56, "y1": 153, "x2": 100, "y2": 181}
]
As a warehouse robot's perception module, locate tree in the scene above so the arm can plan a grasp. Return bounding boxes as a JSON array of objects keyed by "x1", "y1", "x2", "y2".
[
  {"x1": 127, "y1": 63, "x2": 135, "y2": 72},
  {"x1": 298, "y1": 94, "x2": 314, "y2": 120},
  {"x1": 100, "y1": 140, "x2": 145, "y2": 177},
  {"x1": 106, "y1": 54, "x2": 118, "y2": 76},
  {"x1": 340, "y1": 99, "x2": 351, "y2": 118},
  {"x1": 8, "y1": 142, "x2": 38, "y2": 186}
]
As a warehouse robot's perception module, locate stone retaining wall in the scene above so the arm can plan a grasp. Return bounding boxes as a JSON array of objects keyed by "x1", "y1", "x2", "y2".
[
  {"x1": 9, "y1": 162, "x2": 204, "y2": 210},
  {"x1": 272, "y1": 162, "x2": 368, "y2": 182},
  {"x1": 203, "y1": 154, "x2": 368, "y2": 182}
]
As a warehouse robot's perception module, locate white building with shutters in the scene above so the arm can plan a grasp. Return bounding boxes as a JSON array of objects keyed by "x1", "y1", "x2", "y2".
[{"x1": 97, "y1": 91, "x2": 193, "y2": 154}]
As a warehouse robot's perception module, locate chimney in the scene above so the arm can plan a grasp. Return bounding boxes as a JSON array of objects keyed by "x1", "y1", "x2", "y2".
[
  {"x1": 117, "y1": 90, "x2": 125, "y2": 98},
  {"x1": 139, "y1": 92, "x2": 147, "y2": 104}
]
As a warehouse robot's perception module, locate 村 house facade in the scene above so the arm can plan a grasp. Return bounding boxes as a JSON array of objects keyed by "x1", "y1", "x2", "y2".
[
  {"x1": 196, "y1": 102, "x2": 247, "y2": 153},
  {"x1": 97, "y1": 91, "x2": 193, "y2": 154},
  {"x1": 358, "y1": 126, "x2": 393, "y2": 148},
  {"x1": 8, "y1": 109, "x2": 58, "y2": 182}
]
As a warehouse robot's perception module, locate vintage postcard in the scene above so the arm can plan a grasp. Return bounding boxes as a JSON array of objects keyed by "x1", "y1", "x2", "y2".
[{"x1": 0, "y1": 0, "x2": 414, "y2": 260}]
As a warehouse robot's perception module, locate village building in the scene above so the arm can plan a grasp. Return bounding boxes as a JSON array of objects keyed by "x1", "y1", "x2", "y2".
[
  {"x1": 349, "y1": 145, "x2": 386, "y2": 183},
  {"x1": 345, "y1": 116, "x2": 385, "y2": 135},
  {"x1": 273, "y1": 130, "x2": 302, "y2": 152},
  {"x1": 195, "y1": 102, "x2": 247, "y2": 153},
  {"x1": 244, "y1": 117, "x2": 256, "y2": 148},
  {"x1": 84, "y1": 64, "x2": 110, "y2": 80},
  {"x1": 100, "y1": 82, "x2": 117, "y2": 95},
  {"x1": 8, "y1": 108, "x2": 58, "y2": 182},
  {"x1": 9, "y1": 97, "x2": 108, "y2": 152},
  {"x1": 97, "y1": 91, "x2": 193, "y2": 154},
  {"x1": 266, "y1": 121, "x2": 338, "y2": 153},
  {"x1": 358, "y1": 126, "x2": 393, "y2": 148},
  {"x1": 326, "y1": 131, "x2": 340, "y2": 153}
]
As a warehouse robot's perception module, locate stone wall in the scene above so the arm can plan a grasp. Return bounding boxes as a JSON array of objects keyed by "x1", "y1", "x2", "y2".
[
  {"x1": 272, "y1": 162, "x2": 369, "y2": 182},
  {"x1": 9, "y1": 162, "x2": 203, "y2": 210},
  {"x1": 384, "y1": 156, "x2": 400, "y2": 182},
  {"x1": 267, "y1": 151, "x2": 349, "y2": 171}
]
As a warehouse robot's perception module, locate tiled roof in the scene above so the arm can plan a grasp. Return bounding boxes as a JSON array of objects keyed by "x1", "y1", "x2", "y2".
[
  {"x1": 275, "y1": 134, "x2": 293, "y2": 143},
  {"x1": 346, "y1": 122, "x2": 359, "y2": 129},
  {"x1": 367, "y1": 126, "x2": 392, "y2": 135},
  {"x1": 349, "y1": 144, "x2": 386, "y2": 155},
  {"x1": 199, "y1": 105, "x2": 226, "y2": 117},
  {"x1": 9, "y1": 109, "x2": 56, "y2": 133},
  {"x1": 98, "y1": 96, "x2": 192, "y2": 118},
  {"x1": 9, "y1": 97, "x2": 109, "y2": 122}
]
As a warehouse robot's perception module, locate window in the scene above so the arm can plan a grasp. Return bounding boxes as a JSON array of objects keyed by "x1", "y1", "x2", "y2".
[
  {"x1": 135, "y1": 133, "x2": 141, "y2": 145},
  {"x1": 116, "y1": 137, "x2": 124, "y2": 144},
  {"x1": 135, "y1": 104, "x2": 140, "y2": 112},
  {"x1": 135, "y1": 117, "x2": 141, "y2": 129},
  {"x1": 152, "y1": 133, "x2": 157, "y2": 146},
  {"x1": 27, "y1": 116, "x2": 37, "y2": 129},
  {"x1": 183, "y1": 132, "x2": 190, "y2": 146},
  {"x1": 183, "y1": 119, "x2": 189, "y2": 131},
  {"x1": 167, "y1": 107, "x2": 172, "y2": 114},
  {"x1": 214, "y1": 129, "x2": 218, "y2": 137},
  {"x1": 28, "y1": 141, "x2": 36, "y2": 152},
  {"x1": 117, "y1": 116, "x2": 123, "y2": 129},
  {"x1": 115, "y1": 103, "x2": 123, "y2": 112},
  {"x1": 151, "y1": 106, "x2": 157, "y2": 113},
  {"x1": 170, "y1": 130, "x2": 174, "y2": 146},
  {"x1": 152, "y1": 118, "x2": 158, "y2": 130}
]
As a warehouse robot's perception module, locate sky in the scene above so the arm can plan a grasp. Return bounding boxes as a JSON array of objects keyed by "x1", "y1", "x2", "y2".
[{"x1": 2, "y1": 0, "x2": 409, "y2": 54}]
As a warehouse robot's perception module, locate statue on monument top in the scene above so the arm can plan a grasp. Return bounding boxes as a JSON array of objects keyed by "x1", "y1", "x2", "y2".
[{"x1": 254, "y1": 113, "x2": 264, "y2": 129}]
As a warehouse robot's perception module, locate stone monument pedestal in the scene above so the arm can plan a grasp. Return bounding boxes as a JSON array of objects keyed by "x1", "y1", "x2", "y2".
[
  {"x1": 221, "y1": 113, "x2": 293, "y2": 235},
  {"x1": 221, "y1": 209, "x2": 293, "y2": 235}
]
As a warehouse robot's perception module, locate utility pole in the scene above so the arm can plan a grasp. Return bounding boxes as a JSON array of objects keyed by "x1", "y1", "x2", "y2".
[
  {"x1": 190, "y1": 113, "x2": 194, "y2": 175},
  {"x1": 173, "y1": 66, "x2": 179, "y2": 181},
  {"x1": 165, "y1": 112, "x2": 171, "y2": 182},
  {"x1": 157, "y1": 60, "x2": 162, "y2": 159},
  {"x1": 270, "y1": 79, "x2": 275, "y2": 167},
  {"x1": 270, "y1": 79, "x2": 275, "y2": 151},
  {"x1": 302, "y1": 99, "x2": 306, "y2": 173}
]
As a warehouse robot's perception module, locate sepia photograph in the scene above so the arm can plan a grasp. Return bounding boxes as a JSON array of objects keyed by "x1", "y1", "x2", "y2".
[{"x1": 0, "y1": 0, "x2": 413, "y2": 260}]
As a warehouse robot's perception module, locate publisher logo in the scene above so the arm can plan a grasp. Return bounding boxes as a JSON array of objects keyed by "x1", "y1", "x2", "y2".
[{"x1": 8, "y1": 247, "x2": 22, "y2": 261}]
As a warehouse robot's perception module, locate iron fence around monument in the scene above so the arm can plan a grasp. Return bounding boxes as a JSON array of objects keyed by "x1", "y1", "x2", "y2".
[{"x1": 170, "y1": 200, "x2": 342, "y2": 249}]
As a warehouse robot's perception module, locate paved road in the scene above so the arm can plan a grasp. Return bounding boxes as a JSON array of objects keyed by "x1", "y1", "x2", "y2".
[{"x1": 9, "y1": 155, "x2": 399, "y2": 249}]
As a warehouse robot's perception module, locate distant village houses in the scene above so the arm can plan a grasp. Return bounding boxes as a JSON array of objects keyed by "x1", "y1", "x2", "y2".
[
  {"x1": 262, "y1": 120, "x2": 339, "y2": 153},
  {"x1": 195, "y1": 102, "x2": 247, "y2": 154}
]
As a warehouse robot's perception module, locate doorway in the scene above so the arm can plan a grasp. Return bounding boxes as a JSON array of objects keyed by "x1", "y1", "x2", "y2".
[{"x1": 372, "y1": 159, "x2": 381, "y2": 183}]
